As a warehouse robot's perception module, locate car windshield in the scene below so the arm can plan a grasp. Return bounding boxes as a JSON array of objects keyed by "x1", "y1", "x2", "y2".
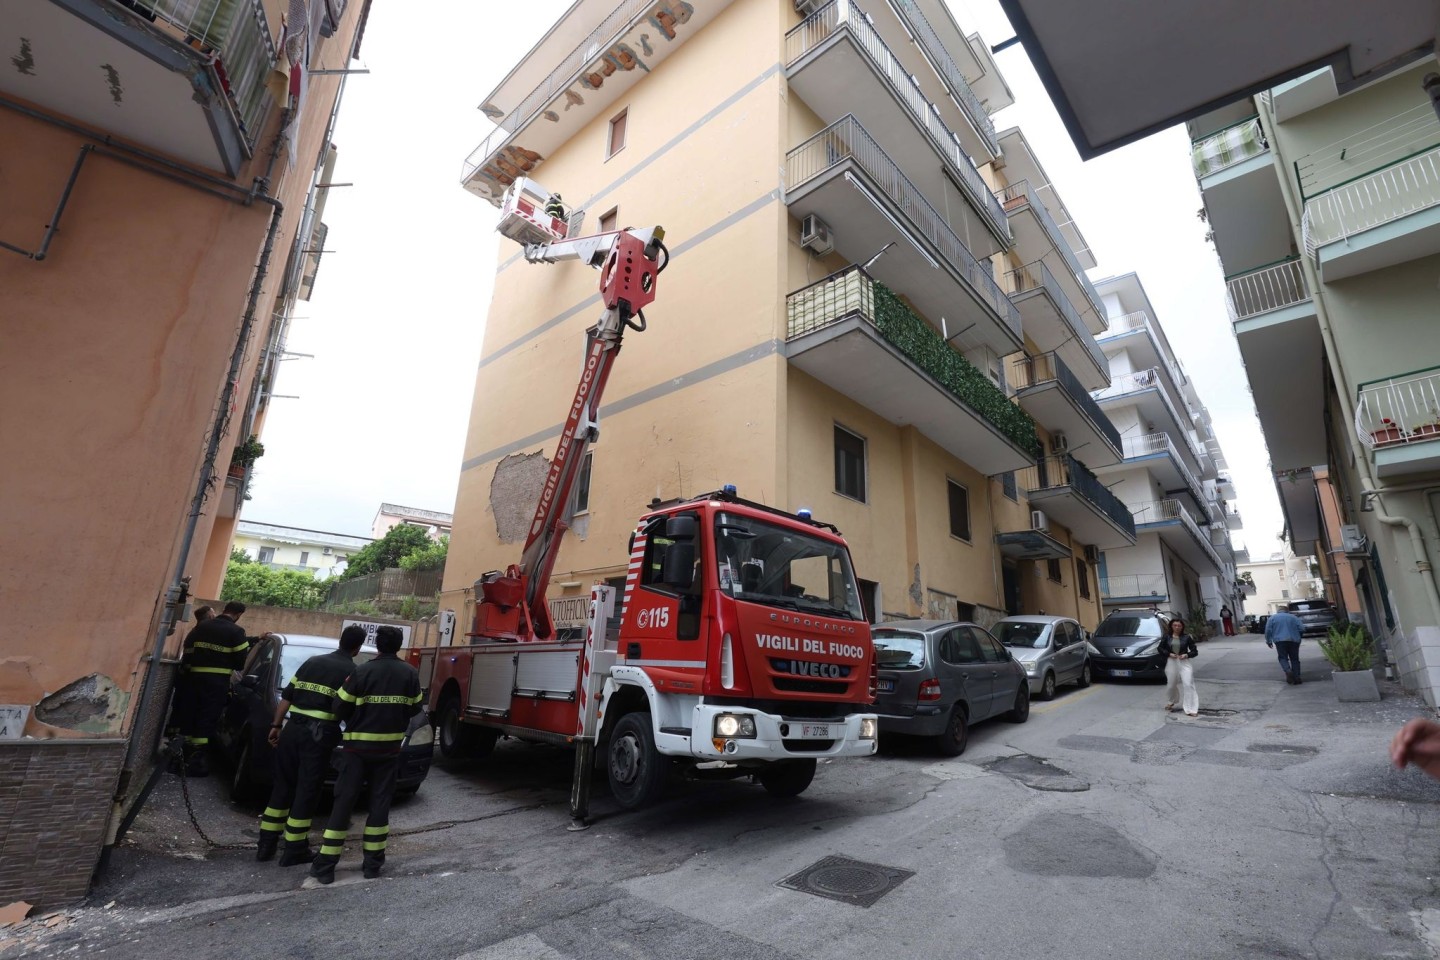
[
  {"x1": 714, "y1": 512, "x2": 865, "y2": 620},
  {"x1": 1095, "y1": 616, "x2": 1164, "y2": 639},
  {"x1": 279, "y1": 642, "x2": 373, "y2": 687},
  {"x1": 994, "y1": 622, "x2": 1047, "y2": 648},
  {"x1": 873, "y1": 630, "x2": 926, "y2": 668}
]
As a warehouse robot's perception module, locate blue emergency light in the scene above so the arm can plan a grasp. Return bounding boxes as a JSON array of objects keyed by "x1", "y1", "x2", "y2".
[
  {"x1": 722, "y1": 484, "x2": 737, "y2": 496},
  {"x1": 797, "y1": 507, "x2": 812, "y2": 520}
]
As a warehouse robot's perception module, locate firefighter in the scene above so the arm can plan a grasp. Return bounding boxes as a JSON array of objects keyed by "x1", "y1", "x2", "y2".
[
  {"x1": 544, "y1": 192, "x2": 566, "y2": 221},
  {"x1": 171, "y1": 601, "x2": 249, "y2": 776},
  {"x1": 256, "y1": 625, "x2": 365, "y2": 865},
  {"x1": 309, "y1": 625, "x2": 423, "y2": 884}
]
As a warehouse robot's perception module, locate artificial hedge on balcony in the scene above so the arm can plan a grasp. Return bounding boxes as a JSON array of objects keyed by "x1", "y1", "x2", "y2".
[{"x1": 871, "y1": 283, "x2": 1041, "y2": 457}]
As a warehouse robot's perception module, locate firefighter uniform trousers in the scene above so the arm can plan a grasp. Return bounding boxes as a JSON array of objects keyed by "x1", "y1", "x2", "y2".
[
  {"x1": 173, "y1": 615, "x2": 249, "y2": 773},
  {"x1": 316, "y1": 748, "x2": 400, "y2": 877},
  {"x1": 259, "y1": 716, "x2": 339, "y2": 860}
]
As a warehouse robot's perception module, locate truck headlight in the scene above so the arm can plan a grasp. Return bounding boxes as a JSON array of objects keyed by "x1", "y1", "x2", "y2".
[
  {"x1": 859, "y1": 717, "x2": 877, "y2": 740},
  {"x1": 714, "y1": 713, "x2": 756, "y2": 738}
]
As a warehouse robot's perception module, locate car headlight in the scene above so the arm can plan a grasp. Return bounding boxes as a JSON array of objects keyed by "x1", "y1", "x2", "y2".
[
  {"x1": 406, "y1": 720, "x2": 434, "y2": 747},
  {"x1": 714, "y1": 713, "x2": 756, "y2": 738},
  {"x1": 1023, "y1": 663, "x2": 1038, "y2": 676},
  {"x1": 1135, "y1": 640, "x2": 1162, "y2": 658},
  {"x1": 859, "y1": 717, "x2": 877, "y2": 740}
]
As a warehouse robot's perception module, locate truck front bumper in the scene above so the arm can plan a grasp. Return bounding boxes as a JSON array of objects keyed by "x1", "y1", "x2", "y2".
[{"x1": 681, "y1": 704, "x2": 879, "y2": 761}]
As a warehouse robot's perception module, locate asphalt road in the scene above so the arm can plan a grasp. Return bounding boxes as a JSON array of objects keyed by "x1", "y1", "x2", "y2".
[{"x1": 16, "y1": 637, "x2": 1440, "y2": 960}]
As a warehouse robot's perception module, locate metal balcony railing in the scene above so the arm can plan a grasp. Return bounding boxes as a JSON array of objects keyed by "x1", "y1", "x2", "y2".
[
  {"x1": 1225, "y1": 259, "x2": 1310, "y2": 321},
  {"x1": 1093, "y1": 367, "x2": 1163, "y2": 401},
  {"x1": 1018, "y1": 455, "x2": 1137, "y2": 540},
  {"x1": 1355, "y1": 366, "x2": 1440, "y2": 449},
  {"x1": 1012, "y1": 352, "x2": 1122, "y2": 454},
  {"x1": 1099, "y1": 310, "x2": 1148, "y2": 338},
  {"x1": 1302, "y1": 144, "x2": 1440, "y2": 257},
  {"x1": 1191, "y1": 117, "x2": 1268, "y2": 178},
  {"x1": 1295, "y1": 103, "x2": 1440, "y2": 197},
  {"x1": 461, "y1": 0, "x2": 655, "y2": 181},
  {"x1": 996, "y1": 180, "x2": 1105, "y2": 318},
  {"x1": 1099, "y1": 573, "x2": 1168, "y2": 600},
  {"x1": 1001, "y1": 260, "x2": 1107, "y2": 373},
  {"x1": 885, "y1": 0, "x2": 998, "y2": 156},
  {"x1": 1120, "y1": 432, "x2": 1205, "y2": 507},
  {"x1": 786, "y1": 117, "x2": 1021, "y2": 338},
  {"x1": 1128, "y1": 498, "x2": 1225, "y2": 571},
  {"x1": 784, "y1": 0, "x2": 1008, "y2": 240},
  {"x1": 125, "y1": 0, "x2": 277, "y2": 146}
]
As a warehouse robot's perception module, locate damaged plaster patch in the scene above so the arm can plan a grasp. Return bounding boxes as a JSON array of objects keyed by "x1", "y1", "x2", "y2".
[
  {"x1": 491, "y1": 451, "x2": 551, "y2": 544},
  {"x1": 908, "y1": 564, "x2": 923, "y2": 605},
  {"x1": 12, "y1": 38, "x2": 35, "y2": 76},
  {"x1": 35, "y1": 674, "x2": 127, "y2": 732},
  {"x1": 101, "y1": 63, "x2": 122, "y2": 104}
]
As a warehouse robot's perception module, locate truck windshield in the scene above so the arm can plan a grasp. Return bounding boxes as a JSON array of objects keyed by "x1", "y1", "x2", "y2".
[{"x1": 714, "y1": 512, "x2": 864, "y2": 621}]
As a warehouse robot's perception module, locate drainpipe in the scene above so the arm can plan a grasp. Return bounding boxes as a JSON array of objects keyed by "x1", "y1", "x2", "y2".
[{"x1": 1255, "y1": 95, "x2": 1440, "y2": 631}]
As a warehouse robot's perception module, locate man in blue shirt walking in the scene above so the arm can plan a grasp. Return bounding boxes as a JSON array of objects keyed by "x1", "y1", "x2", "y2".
[{"x1": 1265, "y1": 608, "x2": 1305, "y2": 684}]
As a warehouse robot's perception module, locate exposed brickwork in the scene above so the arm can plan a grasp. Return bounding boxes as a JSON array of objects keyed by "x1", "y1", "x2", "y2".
[{"x1": 0, "y1": 740, "x2": 125, "y2": 907}]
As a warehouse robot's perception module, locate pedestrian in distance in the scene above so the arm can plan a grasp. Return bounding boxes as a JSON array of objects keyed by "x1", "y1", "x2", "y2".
[
  {"x1": 1265, "y1": 607, "x2": 1305, "y2": 685},
  {"x1": 1220, "y1": 605, "x2": 1235, "y2": 637},
  {"x1": 171, "y1": 600, "x2": 249, "y2": 776},
  {"x1": 1391, "y1": 718, "x2": 1440, "y2": 780},
  {"x1": 1161, "y1": 617, "x2": 1200, "y2": 717},
  {"x1": 309, "y1": 625, "x2": 423, "y2": 884},
  {"x1": 257, "y1": 625, "x2": 367, "y2": 866}
]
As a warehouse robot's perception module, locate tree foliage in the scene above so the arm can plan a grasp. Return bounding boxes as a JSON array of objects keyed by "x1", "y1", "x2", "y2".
[
  {"x1": 340, "y1": 524, "x2": 436, "y2": 580},
  {"x1": 220, "y1": 557, "x2": 329, "y2": 610},
  {"x1": 398, "y1": 535, "x2": 448, "y2": 572}
]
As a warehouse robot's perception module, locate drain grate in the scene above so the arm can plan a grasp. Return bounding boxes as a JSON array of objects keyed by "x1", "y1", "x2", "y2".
[{"x1": 777, "y1": 855, "x2": 914, "y2": 908}]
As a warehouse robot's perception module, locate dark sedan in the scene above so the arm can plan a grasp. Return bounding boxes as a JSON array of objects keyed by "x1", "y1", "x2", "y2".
[
  {"x1": 871, "y1": 620, "x2": 1030, "y2": 756},
  {"x1": 1088, "y1": 610, "x2": 1172, "y2": 681},
  {"x1": 218, "y1": 633, "x2": 433, "y2": 802}
]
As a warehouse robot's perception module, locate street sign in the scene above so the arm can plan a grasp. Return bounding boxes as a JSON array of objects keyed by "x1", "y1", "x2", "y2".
[
  {"x1": 341, "y1": 619, "x2": 413, "y2": 646},
  {"x1": 0, "y1": 705, "x2": 30, "y2": 740}
]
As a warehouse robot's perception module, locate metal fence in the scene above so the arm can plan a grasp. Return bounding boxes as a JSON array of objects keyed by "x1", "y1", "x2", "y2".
[
  {"x1": 1121, "y1": 432, "x2": 1205, "y2": 507},
  {"x1": 1127, "y1": 498, "x2": 1225, "y2": 570},
  {"x1": 995, "y1": 179, "x2": 1106, "y2": 319},
  {"x1": 1016, "y1": 455, "x2": 1136, "y2": 539},
  {"x1": 1011, "y1": 351, "x2": 1122, "y2": 455},
  {"x1": 1225, "y1": 259, "x2": 1309, "y2": 321},
  {"x1": 1303, "y1": 144, "x2": 1440, "y2": 257},
  {"x1": 1354, "y1": 366, "x2": 1440, "y2": 448},
  {"x1": 786, "y1": 264, "x2": 877, "y2": 339},
  {"x1": 325, "y1": 568, "x2": 444, "y2": 607},
  {"x1": 1099, "y1": 573, "x2": 1168, "y2": 600},
  {"x1": 1295, "y1": 102, "x2": 1440, "y2": 197},
  {"x1": 884, "y1": 0, "x2": 998, "y2": 155}
]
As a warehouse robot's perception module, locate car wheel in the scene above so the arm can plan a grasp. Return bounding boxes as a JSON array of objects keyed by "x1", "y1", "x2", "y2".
[
  {"x1": 607, "y1": 712, "x2": 668, "y2": 809},
  {"x1": 438, "y1": 695, "x2": 497, "y2": 760},
  {"x1": 1039, "y1": 671, "x2": 1057, "y2": 701},
  {"x1": 1077, "y1": 660, "x2": 1092, "y2": 688},
  {"x1": 933, "y1": 705, "x2": 969, "y2": 757},
  {"x1": 229, "y1": 730, "x2": 259, "y2": 804},
  {"x1": 1004, "y1": 684, "x2": 1031, "y2": 723},
  {"x1": 757, "y1": 758, "x2": 817, "y2": 798}
]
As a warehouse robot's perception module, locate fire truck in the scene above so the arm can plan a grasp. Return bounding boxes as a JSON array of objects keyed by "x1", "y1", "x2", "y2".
[{"x1": 409, "y1": 177, "x2": 878, "y2": 825}]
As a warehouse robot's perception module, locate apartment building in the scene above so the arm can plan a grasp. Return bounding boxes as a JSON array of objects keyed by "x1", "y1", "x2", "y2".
[
  {"x1": 233, "y1": 520, "x2": 373, "y2": 577},
  {"x1": 372, "y1": 503, "x2": 454, "y2": 540},
  {"x1": 1241, "y1": 550, "x2": 1325, "y2": 616},
  {"x1": 443, "y1": 0, "x2": 1132, "y2": 637},
  {"x1": 1, "y1": 0, "x2": 370, "y2": 905},
  {"x1": 1087, "y1": 274, "x2": 1245, "y2": 625},
  {"x1": 1187, "y1": 57, "x2": 1440, "y2": 697}
]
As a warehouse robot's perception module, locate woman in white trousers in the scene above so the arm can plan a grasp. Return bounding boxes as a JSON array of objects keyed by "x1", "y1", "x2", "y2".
[{"x1": 1161, "y1": 617, "x2": 1200, "y2": 717}]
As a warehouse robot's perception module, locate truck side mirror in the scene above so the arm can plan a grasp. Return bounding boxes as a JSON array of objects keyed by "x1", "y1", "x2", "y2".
[
  {"x1": 662, "y1": 542, "x2": 696, "y2": 589},
  {"x1": 665, "y1": 515, "x2": 697, "y2": 540}
]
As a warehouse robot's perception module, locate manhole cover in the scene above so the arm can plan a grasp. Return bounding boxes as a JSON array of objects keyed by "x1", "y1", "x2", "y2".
[
  {"x1": 777, "y1": 856, "x2": 914, "y2": 907},
  {"x1": 1194, "y1": 708, "x2": 1238, "y2": 718},
  {"x1": 1248, "y1": 743, "x2": 1320, "y2": 756}
]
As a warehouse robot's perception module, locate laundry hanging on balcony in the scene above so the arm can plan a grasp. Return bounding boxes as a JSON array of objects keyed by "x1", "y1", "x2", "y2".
[{"x1": 1191, "y1": 119, "x2": 1267, "y2": 178}]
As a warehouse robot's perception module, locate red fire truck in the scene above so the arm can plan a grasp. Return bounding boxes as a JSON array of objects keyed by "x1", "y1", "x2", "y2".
[{"x1": 409, "y1": 178, "x2": 878, "y2": 824}]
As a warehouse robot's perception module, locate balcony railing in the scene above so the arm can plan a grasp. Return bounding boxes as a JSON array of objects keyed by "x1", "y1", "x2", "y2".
[
  {"x1": 1018, "y1": 455, "x2": 1137, "y2": 539},
  {"x1": 1001, "y1": 260, "x2": 1107, "y2": 373},
  {"x1": 1012, "y1": 352, "x2": 1122, "y2": 454},
  {"x1": 885, "y1": 0, "x2": 998, "y2": 155},
  {"x1": 1128, "y1": 498, "x2": 1225, "y2": 570},
  {"x1": 1302, "y1": 144, "x2": 1440, "y2": 257},
  {"x1": 1093, "y1": 367, "x2": 1163, "y2": 401},
  {"x1": 1120, "y1": 433, "x2": 1205, "y2": 507},
  {"x1": 997, "y1": 180, "x2": 1105, "y2": 318},
  {"x1": 1191, "y1": 117, "x2": 1268, "y2": 178},
  {"x1": 1099, "y1": 573, "x2": 1168, "y2": 600},
  {"x1": 1295, "y1": 103, "x2": 1440, "y2": 197},
  {"x1": 784, "y1": 0, "x2": 1008, "y2": 239},
  {"x1": 1355, "y1": 366, "x2": 1440, "y2": 449},
  {"x1": 1225, "y1": 259, "x2": 1310, "y2": 321},
  {"x1": 462, "y1": 0, "x2": 656, "y2": 180},
  {"x1": 126, "y1": 0, "x2": 277, "y2": 146},
  {"x1": 786, "y1": 116, "x2": 1021, "y2": 338},
  {"x1": 785, "y1": 265, "x2": 1039, "y2": 455}
]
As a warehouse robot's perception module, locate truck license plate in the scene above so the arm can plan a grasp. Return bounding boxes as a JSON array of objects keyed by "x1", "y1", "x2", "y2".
[
  {"x1": 798, "y1": 723, "x2": 830, "y2": 739},
  {"x1": 877, "y1": 679, "x2": 895, "y2": 693}
]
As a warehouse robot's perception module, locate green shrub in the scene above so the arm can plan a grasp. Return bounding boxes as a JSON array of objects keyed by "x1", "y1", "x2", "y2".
[{"x1": 1317, "y1": 623, "x2": 1373, "y2": 671}]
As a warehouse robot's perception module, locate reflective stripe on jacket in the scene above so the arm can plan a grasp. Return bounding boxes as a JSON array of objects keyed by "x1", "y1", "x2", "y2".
[
  {"x1": 283, "y1": 649, "x2": 355, "y2": 722},
  {"x1": 335, "y1": 654, "x2": 422, "y2": 750},
  {"x1": 181, "y1": 616, "x2": 249, "y2": 674}
]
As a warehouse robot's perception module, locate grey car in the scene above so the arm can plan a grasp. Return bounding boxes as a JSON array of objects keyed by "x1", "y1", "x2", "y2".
[
  {"x1": 872, "y1": 620, "x2": 1030, "y2": 756},
  {"x1": 993, "y1": 615, "x2": 1092, "y2": 700}
]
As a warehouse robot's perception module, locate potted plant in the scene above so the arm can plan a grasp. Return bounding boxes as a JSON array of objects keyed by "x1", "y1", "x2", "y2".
[
  {"x1": 1412, "y1": 409, "x2": 1440, "y2": 439},
  {"x1": 228, "y1": 434, "x2": 265, "y2": 479},
  {"x1": 1317, "y1": 623, "x2": 1379, "y2": 701},
  {"x1": 1371, "y1": 418, "x2": 1405, "y2": 446}
]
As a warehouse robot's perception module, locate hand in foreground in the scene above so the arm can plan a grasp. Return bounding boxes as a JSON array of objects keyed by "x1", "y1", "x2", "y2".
[
  {"x1": 1391, "y1": 718, "x2": 1440, "y2": 779},
  {"x1": 267, "y1": 726, "x2": 281, "y2": 748}
]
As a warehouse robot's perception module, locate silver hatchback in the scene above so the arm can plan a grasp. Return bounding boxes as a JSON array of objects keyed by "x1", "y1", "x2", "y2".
[{"x1": 992, "y1": 616, "x2": 1092, "y2": 700}]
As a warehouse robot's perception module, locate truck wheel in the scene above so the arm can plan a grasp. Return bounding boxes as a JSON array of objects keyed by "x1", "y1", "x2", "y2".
[
  {"x1": 438, "y1": 696, "x2": 496, "y2": 759},
  {"x1": 758, "y1": 758, "x2": 817, "y2": 798},
  {"x1": 607, "y1": 712, "x2": 667, "y2": 809}
]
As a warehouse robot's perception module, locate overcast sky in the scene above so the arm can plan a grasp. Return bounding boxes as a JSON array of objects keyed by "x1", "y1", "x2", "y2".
[{"x1": 246, "y1": 0, "x2": 1279, "y2": 559}]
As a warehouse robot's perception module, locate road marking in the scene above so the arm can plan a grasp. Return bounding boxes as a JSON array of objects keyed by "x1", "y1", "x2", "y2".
[
  {"x1": 1031, "y1": 684, "x2": 1106, "y2": 715},
  {"x1": 456, "y1": 933, "x2": 570, "y2": 960}
]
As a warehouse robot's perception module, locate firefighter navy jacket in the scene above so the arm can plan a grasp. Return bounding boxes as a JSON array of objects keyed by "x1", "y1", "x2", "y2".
[
  {"x1": 334, "y1": 654, "x2": 423, "y2": 751},
  {"x1": 283, "y1": 649, "x2": 356, "y2": 723}
]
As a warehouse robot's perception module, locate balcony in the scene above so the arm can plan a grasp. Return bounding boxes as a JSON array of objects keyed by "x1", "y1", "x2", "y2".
[
  {"x1": 785, "y1": 116, "x2": 1022, "y2": 356},
  {"x1": 1010, "y1": 353, "x2": 1122, "y2": 466},
  {"x1": 785, "y1": 265, "x2": 1039, "y2": 474},
  {"x1": 2, "y1": 0, "x2": 279, "y2": 176},
  {"x1": 1017, "y1": 456, "x2": 1137, "y2": 549},
  {"x1": 1129, "y1": 499, "x2": 1226, "y2": 574},
  {"x1": 1225, "y1": 259, "x2": 1313, "y2": 323},
  {"x1": 881, "y1": 0, "x2": 999, "y2": 159},
  {"x1": 1000, "y1": 261, "x2": 1108, "y2": 388},
  {"x1": 1096, "y1": 311, "x2": 1188, "y2": 408},
  {"x1": 1095, "y1": 433, "x2": 1206, "y2": 513},
  {"x1": 1221, "y1": 503, "x2": 1243, "y2": 530},
  {"x1": 1216, "y1": 474, "x2": 1236, "y2": 499},
  {"x1": 1099, "y1": 573, "x2": 1168, "y2": 604},
  {"x1": 784, "y1": 0, "x2": 1009, "y2": 253},
  {"x1": 1355, "y1": 366, "x2": 1440, "y2": 478},
  {"x1": 1191, "y1": 117, "x2": 1269, "y2": 181},
  {"x1": 1302, "y1": 143, "x2": 1440, "y2": 281},
  {"x1": 997, "y1": 179, "x2": 1106, "y2": 327},
  {"x1": 1092, "y1": 368, "x2": 1201, "y2": 470},
  {"x1": 461, "y1": 0, "x2": 735, "y2": 202}
]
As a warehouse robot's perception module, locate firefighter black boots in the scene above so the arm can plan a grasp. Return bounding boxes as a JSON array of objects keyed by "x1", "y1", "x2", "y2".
[
  {"x1": 255, "y1": 834, "x2": 279, "y2": 862},
  {"x1": 308, "y1": 852, "x2": 338, "y2": 885},
  {"x1": 362, "y1": 851, "x2": 384, "y2": 880},
  {"x1": 278, "y1": 842, "x2": 315, "y2": 868}
]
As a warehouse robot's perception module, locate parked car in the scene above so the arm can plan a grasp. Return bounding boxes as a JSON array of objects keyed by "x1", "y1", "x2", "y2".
[
  {"x1": 1241, "y1": 614, "x2": 1259, "y2": 633},
  {"x1": 218, "y1": 633, "x2": 434, "y2": 802},
  {"x1": 871, "y1": 620, "x2": 1030, "y2": 756},
  {"x1": 1254, "y1": 614, "x2": 1270, "y2": 635},
  {"x1": 992, "y1": 615, "x2": 1091, "y2": 700},
  {"x1": 1087, "y1": 609, "x2": 1173, "y2": 682},
  {"x1": 1286, "y1": 599, "x2": 1338, "y2": 638}
]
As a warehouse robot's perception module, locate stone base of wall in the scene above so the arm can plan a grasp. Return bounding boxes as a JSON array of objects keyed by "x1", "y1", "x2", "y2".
[{"x1": 0, "y1": 740, "x2": 126, "y2": 907}]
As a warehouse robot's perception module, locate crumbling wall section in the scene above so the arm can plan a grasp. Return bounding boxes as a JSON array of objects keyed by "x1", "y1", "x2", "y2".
[{"x1": 490, "y1": 451, "x2": 550, "y2": 545}]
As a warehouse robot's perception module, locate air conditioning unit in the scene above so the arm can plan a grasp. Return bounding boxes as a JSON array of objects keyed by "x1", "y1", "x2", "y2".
[
  {"x1": 1030, "y1": 510, "x2": 1049, "y2": 533},
  {"x1": 1051, "y1": 432, "x2": 1068, "y2": 454},
  {"x1": 800, "y1": 213, "x2": 834, "y2": 256},
  {"x1": 794, "y1": 0, "x2": 826, "y2": 14},
  {"x1": 323, "y1": 546, "x2": 333, "y2": 556},
  {"x1": 1341, "y1": 524, "x2": 1368, "y2": 555},
  {"x1": 1084, "y1": 544, "x2": 1100, "y2": 563}
]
